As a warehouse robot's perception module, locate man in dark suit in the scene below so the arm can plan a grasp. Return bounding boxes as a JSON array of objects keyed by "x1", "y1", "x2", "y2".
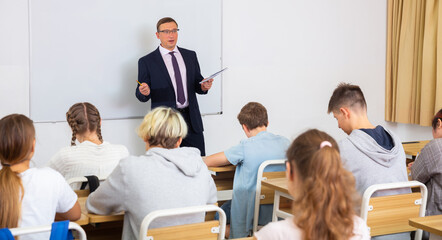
[{"x1": 136, "y1": 17, "x2": 213, "y2": 156}]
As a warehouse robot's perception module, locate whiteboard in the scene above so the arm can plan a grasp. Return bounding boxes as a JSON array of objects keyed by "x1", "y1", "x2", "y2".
[{"x1": 29, "y1": 0, "x2": 222, "y2": 122}]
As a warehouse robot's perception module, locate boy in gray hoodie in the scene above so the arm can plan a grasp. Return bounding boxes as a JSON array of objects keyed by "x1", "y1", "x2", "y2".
[{"x1": 328, "y1": 83, "x2": 410, "y2": 240}]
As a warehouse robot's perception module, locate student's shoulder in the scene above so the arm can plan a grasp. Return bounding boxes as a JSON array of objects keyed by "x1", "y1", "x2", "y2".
[
  {"x1": 352, "y1": 215, "x2": 370, "y2": 239},
  {"x1": 420, "y1": 138, "x2": 442, "y2": 157},
  {"x1": 117, "y1": 154, "x2": 149, "y2": 167},
  {"x1": 273, "y1": 133, "x2": 290, "y2": 145},
  {"x1": 53, "y1": 145, "x2": 75, "y2": 155},
  {"x1": 248, "y1": 131, "x2": 288, "y2": 143},
  {"x1": 27, "y1": 167, "x2": 66, "y2": 181},
  {"x1": 255, "y1": 218, "x2": 300, "y2": 239},
  {"x1": 103, "y1": 142, "x2": 129, "y2": 153},
  {"x1": 338, "y1": 136, "x2": 352, "y2": 145},
  {"x1": 425, "y1": 138, "x2": 442, "y2": 149},
  {"x1": 378, "y1": 125, "x2": 401, "y2": 140}
]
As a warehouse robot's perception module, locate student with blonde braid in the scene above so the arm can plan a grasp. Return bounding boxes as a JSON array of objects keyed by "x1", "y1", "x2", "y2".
[
  {"x1": 254, "y1": 129, "x2": 370, "y2": 240},
  {"x1": 48, "y1": 102, "x2": 129, "y2": 188},
  {"x1": 0, "y1": 114, "x2": 80, "y2": 240}
]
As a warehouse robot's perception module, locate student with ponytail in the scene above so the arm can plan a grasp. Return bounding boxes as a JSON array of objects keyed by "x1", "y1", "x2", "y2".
[
  {"x1": 0, "y1": 114, "x2": 80, "y2": 240},
  {"x1": 48, "y1": 102, "x2": 129, "y2": 187},
  {"x1": 254, "y1": 129, "x2": 370, "y2": 240}
]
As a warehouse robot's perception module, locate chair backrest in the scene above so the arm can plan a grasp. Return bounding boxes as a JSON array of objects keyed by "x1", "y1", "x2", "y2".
[
  {"x1": 8, "y1": 222, "x2": 86, "y2": 240},
  {"x1": 360, "y1": 180, "x2": 428, "y2": 240},
  {"x1": 67, "y1": 175, "x2": 105, "y2": 192},
  {"x1": 253, "y1": 159, "x2": 286, "y2": 233},
  {"x1": 138, "y1": 205, "x2": 226, "y2": 240}
]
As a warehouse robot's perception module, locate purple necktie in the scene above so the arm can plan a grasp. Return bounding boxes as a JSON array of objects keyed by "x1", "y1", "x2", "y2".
[{"x1": 169, "y1": 51, "x2": 185, "y2": 105}]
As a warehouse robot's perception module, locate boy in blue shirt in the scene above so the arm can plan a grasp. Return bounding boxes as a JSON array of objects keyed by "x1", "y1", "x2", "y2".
[{"x1": 204, "y1": 102, "x2": 290, "y2": 238}]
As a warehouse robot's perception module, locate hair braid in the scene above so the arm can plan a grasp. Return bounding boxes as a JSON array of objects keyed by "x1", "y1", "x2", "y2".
[
  {"x1": 66, "y1": 112, "x2": 78, "y2": 146},
  {"x1": 96, "y1": 124, "x2": 103, "y2": 143},
  {"x1": 67, "y1": 102, "x2": 103, "y2": 145},
  {"x1": 84, "y1": 102, "x2": 103, "y2": 144}
]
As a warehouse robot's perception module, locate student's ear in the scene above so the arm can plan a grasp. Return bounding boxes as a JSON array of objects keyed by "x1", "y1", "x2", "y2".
[
  {"x1": 175, "y1": 137, "x2": 183, "y2": 148},
  {"x1": 156, "y1": 32, "x2": 160, "y2": 39},
  {"x1": 28, "y1": 139, "x2": 36, "y2": 160},
  {"x1": 285, "y1": 161, "x2": 294, "y2": 181},
  {"x1": 438, "y1": 119, "x2": 442, "y2": 129},
  {"x1": 32, "y1": 139, "x2": 36, "y2": 154},
  {"x1": 241, "y1": 124, "x2": 249, "y2": 133},
  {"x1": 339, "y1": 107, "x2": 351, "y2": 119}
]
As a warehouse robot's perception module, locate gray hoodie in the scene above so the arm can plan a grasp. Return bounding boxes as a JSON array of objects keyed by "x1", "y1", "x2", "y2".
[
  {"x1": 86, "y1": 147, "x2": 217, "y2": 240},
  {"x1": 339, "y1": 128, "x2": 411, "y2": 240},
  {"x1": 339, "y1": 127, "x2": 410, "y2": 197}
]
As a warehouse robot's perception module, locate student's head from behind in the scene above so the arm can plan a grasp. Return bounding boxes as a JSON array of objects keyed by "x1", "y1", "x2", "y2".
[
  {"x1": 327, "y1": 83, "x2": 368, "y2": 135},
  {"x1": 66, "y1": 102, "x2": 102, "y2": 146},
  {"x1": 432, "y1": 108, "x2": 442, "y2": 139},
  {"x1": 237, "y1": 102, "x2": 268, "y2": 137},
  {"x1": 137, "y1": 107, "x2": 187, "y2": 150},
  {"x1": 0, "y1": 114, "x2": 35, "y2": 167},
  {"x1": 286, "y1": 129, "x2": 357, "y2": 240},
  {"x1": 156, "y1": 17, "x2": 179, "y2": 51},
  {"x1": 0, "y1": 114, "x2": 35, "y2": 228}
]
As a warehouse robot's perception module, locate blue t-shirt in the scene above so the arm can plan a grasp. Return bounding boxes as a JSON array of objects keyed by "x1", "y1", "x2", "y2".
[
  {"x1": 224, "y1": 131, "x2": 290, "y2": 238},
  {"x1": 360, "y1": 125, "x2": 394, "y2": 150}
]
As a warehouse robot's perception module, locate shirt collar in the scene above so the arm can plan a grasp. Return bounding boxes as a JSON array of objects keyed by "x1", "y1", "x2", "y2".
[
  {"x1": 159, "y1": 45, "x2": 179, "y2": 56},
  {"x1": 78, "y1": 140, "x2": 107, "y2": 146}
]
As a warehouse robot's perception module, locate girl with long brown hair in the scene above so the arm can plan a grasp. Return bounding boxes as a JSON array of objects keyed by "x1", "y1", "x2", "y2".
[
  {"x1": 0, "y1": 114, "x2": 80, "y2": 240},
  {"x1": 254, "y1": 129, "x2": 369, "y2": 240},
  {"x1": 48, "y1": 102, "x2": 129, "y2": 187}
]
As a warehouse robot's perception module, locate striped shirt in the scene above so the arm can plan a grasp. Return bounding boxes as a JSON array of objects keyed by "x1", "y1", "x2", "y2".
[{"x1": 48, "y1": 140, "x2": 129, "y2": 189}]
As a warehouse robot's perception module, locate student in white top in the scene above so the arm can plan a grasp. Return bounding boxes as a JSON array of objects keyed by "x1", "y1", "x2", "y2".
[
  {"x1": 48, "y1": 102, "x2": 129, "y2": 187},
  {"x1": 0, "y1": 114, "x2": 80, "y2": 240},
  {"x1": 254, "y1": 129, "x2": 370, "y2": 240}
]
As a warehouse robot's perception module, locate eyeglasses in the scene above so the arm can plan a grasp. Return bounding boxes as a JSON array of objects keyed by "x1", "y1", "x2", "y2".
[{"x1": 158, "y1": 29, "x2": 179, "y2": 34}]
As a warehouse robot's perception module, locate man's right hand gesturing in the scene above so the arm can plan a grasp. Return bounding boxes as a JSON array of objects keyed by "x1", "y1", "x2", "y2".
[{"x1": 139, "y1": 82, "x2": 150, "y2": 96}]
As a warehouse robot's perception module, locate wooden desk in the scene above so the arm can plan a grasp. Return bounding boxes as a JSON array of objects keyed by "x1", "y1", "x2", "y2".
[
  {"x1": 403, "y1": 140, "x2": 430, "y2": 158},
  {"x1": 74, "y1": 213, "x2": 90, "y2": 226},
  {"x1": 208, "y1": 165, "x2": 236, "y2": 201},
  {"x1": 261, "y1": 178, "x2": 293, "y2": 221},
  {"x1": 78, "y1": 197, "x2": 124, "y2": 224},
  {"x1": 409, "y1": 215, "x2": 442, "y2": 240},
  {"x1": 208, "y1": 165, "x2": 236, "y2": 174}
]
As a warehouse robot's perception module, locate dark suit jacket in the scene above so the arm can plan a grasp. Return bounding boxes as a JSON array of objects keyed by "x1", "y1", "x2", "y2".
[{"x1": 136, "y1": 47, "x2": 207, "y2": 133}]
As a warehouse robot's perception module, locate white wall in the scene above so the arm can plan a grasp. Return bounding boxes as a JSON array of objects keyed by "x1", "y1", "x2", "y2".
[
  {"x1": 0, "y1": 0, "x2": 432, "y2": 167},
  {"x1": 0, "y1": 0, "x2": 29, "y2": 117}
]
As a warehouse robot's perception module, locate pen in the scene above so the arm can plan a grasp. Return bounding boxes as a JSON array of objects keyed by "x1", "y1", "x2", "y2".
[{"x1": 137, "y1": 80, "x2": 142, "y2": 86}]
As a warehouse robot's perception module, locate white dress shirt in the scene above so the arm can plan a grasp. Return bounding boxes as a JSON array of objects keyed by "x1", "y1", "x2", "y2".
[{"x1": 159, "y1": 45, "x2": 189, "y2": 108}]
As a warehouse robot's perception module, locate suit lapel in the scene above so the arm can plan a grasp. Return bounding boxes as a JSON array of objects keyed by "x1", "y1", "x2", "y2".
[{"x1": 153, "y1": 47, "x2": 174, "y2": 89}]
